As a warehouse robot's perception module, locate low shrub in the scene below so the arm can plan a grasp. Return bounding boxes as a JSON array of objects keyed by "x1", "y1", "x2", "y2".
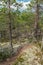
[{"x1": 0, "y1": 48, "x2": 11, "y2": 62}]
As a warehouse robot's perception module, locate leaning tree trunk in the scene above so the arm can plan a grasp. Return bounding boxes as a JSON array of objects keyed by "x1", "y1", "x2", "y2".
[{"x1": 8, "y1": 0, "x2": 13, "y2": 54}]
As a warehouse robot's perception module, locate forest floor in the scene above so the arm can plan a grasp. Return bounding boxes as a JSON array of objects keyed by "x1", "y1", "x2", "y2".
[{"x1": 0, "y1": 43, "x2": 42, "y2": 65}]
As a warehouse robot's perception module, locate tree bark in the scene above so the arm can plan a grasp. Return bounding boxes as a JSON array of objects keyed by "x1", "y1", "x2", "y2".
[
  {"x1": 8, "y1": 0, "x2": 13, "y2": 54},
  {"x1": 34, "y1": 0, "x2": 41, "y2": 42}
]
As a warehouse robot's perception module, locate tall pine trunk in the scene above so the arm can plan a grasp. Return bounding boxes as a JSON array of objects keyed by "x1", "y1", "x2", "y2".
[
  {"x1": 8, "y1": 0, "x2": 13, "y2": 54},
  {"x1": 34, "y1": 0, "x2": 41, "y2": 42}
]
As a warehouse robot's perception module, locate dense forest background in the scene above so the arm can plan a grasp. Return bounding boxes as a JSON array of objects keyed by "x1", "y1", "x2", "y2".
[{"x1": 0, "y1": 0, "x2": 43, "y2": 63}]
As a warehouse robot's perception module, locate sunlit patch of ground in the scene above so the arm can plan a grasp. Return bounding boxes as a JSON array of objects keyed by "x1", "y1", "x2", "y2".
[{"x1": 14, "y1": 44, "x2": 42, "y2": 65}]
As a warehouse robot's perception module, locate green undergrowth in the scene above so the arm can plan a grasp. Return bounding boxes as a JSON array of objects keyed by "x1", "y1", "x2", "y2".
[{"x1": 0, "y1": 48, "x2": 11, "y2": 62}]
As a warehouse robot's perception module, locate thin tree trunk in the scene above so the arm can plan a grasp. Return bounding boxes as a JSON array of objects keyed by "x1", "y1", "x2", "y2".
[
  {"x1": 35, "y1": 0, "x2": 39, "y2": 29},
  {"x1": 8, "y1": 0, "x2": 13, "y2": 54}
]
